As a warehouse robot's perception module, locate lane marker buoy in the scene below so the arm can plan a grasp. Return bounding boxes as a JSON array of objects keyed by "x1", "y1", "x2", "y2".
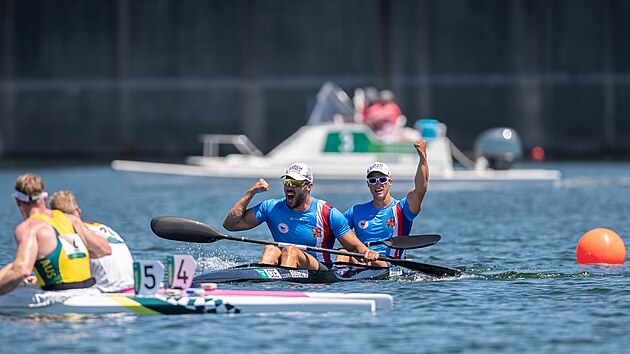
[{"x1": 576, "y1": 228, "x2": 626, "y2": 265}]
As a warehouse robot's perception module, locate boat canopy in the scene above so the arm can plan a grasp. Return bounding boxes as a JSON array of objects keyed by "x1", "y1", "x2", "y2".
[{"x1": 306, "y1": 82, "x2": 357, "y2": 125}]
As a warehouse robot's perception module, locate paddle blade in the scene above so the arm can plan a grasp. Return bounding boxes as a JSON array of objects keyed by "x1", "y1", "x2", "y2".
[
  {"x1": 388, "y1": 258, "x2": 463, "y2": 277},
  {"x1": 150, "y1": 216, "x2": 225, "y2": 243},
  {"x1": 381, "y1": 234, "x2": 441, "y2": 249}
]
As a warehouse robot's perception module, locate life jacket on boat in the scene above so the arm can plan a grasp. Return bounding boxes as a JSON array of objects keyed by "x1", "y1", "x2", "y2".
[{"x1": 30, "y1": 210, "x2": 95, "y2": 291}]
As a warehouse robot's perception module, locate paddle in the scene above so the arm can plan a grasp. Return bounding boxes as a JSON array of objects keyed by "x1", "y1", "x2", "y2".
[
  {"x1": 151, "y1": 216, "x2": 463, "y2": 277},
  {"x1": 371, "y1": 234, "x2": 440, "y2": 249}
]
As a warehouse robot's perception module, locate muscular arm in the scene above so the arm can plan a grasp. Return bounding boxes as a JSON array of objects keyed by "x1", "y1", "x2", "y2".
[
  {"x1": 70, "y1": 216, "x2": 112, "y2": 259},
  {"x1": 406, "y1": 140, "x2": 429, "y2": 214},
  {"x1": 223, "y1": 179, "x2": 268, "y2": 231},
  {"x1": 0, "y1": 224, "x2": 39, "y2": 295},
  {"x1": 338, "y1": 231, "x2": 379, "y2": 261}
]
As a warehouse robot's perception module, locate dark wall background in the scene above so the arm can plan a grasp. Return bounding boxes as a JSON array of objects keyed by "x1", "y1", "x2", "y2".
[{"x1": 1, "y1": 0, "x2": 629, "y2": 160}]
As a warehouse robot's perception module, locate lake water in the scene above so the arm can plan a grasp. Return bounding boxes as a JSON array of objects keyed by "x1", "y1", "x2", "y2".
[{"x1": 0, "y1": 162, "x2": 629, "y2": 354}]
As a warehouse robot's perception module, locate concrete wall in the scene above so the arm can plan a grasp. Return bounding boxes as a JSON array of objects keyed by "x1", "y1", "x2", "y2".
[{"x1": 1, "y1": 0, "x2": 629, "y2": 159}]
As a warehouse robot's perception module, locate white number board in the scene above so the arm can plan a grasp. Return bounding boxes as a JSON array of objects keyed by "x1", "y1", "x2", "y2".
[
  {"x1": 166, "y1": 255, "x2": 197, "y2": 289},
  {"x1": 133, "y1": 260, "x2": 165, "y2": 295}
]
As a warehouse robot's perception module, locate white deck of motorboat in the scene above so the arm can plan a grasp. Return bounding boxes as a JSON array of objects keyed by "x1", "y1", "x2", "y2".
[
  {"x1": 111, "y1": 82, "x2": 561, "y2": 184},
  {"x1": 111, "y1": 123, "x2": 561, "y2": 183},
  {"x1": 111, "y1": 159, "x2": 560, "y2": 182}
]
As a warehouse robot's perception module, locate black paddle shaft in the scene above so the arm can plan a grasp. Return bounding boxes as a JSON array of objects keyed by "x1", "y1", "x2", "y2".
[{"x1": 151, "y1": 216, "x2": 462, "y2": 277}]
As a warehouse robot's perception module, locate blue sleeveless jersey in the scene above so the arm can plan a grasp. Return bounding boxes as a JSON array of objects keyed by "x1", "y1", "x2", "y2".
[
  {"x1": 344, "y1": 197, "x2": 418, "y2": 259},
  {"x1": 252, "y1": 197, "x2": 351, "y2": 266}
]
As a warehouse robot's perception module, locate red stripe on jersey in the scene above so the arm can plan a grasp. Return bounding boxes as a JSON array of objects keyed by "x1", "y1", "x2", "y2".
[{"x1": 320, "y1": 202, "x2": 332, "y2": 265}]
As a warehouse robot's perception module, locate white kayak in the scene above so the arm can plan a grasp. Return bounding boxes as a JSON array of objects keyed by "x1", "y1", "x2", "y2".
[{"x1": 0, "y1": 286, "x2": 393, "y2": 315}]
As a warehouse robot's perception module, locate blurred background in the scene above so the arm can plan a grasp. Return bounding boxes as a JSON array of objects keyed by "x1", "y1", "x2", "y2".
[{"x1": 1, "y1": 0, "x2": 629, "y2": 162}]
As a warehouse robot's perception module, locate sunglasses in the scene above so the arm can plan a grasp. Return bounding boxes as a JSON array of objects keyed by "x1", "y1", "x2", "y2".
[
  {"x1": 283, "y1": 179, "x2": 309, "y2": 188},
  {"x1": 367, "y1": 177, "x2": 391, "y2": 185}
]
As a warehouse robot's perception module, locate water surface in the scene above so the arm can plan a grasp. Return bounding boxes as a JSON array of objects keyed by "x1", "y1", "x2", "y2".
[{"x1": 0, "y1": 162, "x2": 628, "y2": 353}]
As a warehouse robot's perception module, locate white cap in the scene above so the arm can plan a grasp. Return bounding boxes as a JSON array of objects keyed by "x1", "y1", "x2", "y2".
[
  {"x1": 366, "y1": 162, "x2": 390, "y2": 177},
  {"x1": 281, "y1": 162, "x2": 313, "y2": 183}
]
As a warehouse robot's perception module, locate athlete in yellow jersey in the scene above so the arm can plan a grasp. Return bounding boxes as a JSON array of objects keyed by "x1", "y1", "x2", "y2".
[
  {"x1": 50, "y1": 191, "x2": 134, "y2": 292},
  {"x1": 0, "y1": 174, "x2": 111, "y2": 295},
  {"x1": 30, "y1": 209, "x2": 94, "y2": 290}
]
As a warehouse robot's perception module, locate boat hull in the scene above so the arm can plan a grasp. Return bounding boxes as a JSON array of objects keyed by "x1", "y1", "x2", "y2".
[
  {"x1": 192, "y1": 264, "x2": 395, "y2": 284},
  {"x1": 111, "y1": 159, "x2": 561, "y2": 183},
  {"x1": 0, "y1": 287, "x2": 393, "y2": 315}
]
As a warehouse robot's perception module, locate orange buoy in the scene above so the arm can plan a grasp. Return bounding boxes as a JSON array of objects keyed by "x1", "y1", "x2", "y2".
[
  {"x1": 576, "y1": 228, "x2": 626, "y2": 265},
  {"x1": 531, "y1": 146, "x2": 545, "y2": 162}
]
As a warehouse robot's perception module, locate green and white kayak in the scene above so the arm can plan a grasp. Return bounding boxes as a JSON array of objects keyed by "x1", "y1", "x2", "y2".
[{"x1": 0, "y1": 286, "x2": 393, "y2": 315}]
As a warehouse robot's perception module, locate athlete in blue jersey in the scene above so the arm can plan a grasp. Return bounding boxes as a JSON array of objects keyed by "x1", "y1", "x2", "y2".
[
  {"x1": 223, "y1": 163, "x2": 379, "y2": 270},
  {"x1": 337, "y1": 140, "x2": 429, "y2": 266}
]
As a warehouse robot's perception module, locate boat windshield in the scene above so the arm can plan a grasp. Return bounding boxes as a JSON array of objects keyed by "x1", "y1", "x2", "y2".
[{"x1": 306, "y1": 82, "x2": 357, "y2": 125}]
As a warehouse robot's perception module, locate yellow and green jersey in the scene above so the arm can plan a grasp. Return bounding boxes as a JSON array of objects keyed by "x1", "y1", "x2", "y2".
[{"x1": 31, "y1": 210, "x2": 94, "y2": 290}]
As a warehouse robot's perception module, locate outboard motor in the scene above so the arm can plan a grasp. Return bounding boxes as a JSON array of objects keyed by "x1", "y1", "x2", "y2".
[{"x1": 474, "y1": 128, "x2": 523, "y2": 170}]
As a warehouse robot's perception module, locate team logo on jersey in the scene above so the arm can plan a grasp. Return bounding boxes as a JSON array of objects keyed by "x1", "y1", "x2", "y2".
[
  {"x1": 278, "y1": 223, "x2": 289, "y2": 233},
  {"x1": 358, "y1": 220, "x2": 369, "y2": 229},
  {"x1": 386, "y1": 217, "x2": 395, "y2": 227},
  {"x1": 311, "y1": 227, "x2": 323, "y2": 238}
]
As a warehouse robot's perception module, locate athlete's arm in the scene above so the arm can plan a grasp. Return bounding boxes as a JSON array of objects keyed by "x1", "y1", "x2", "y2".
[
  {"x1": 338, "y1": 230, "x2": 380, "y2": 262},
  {"x1": 406, "y1": 140, "x2": 429, "y2": 214},
  {"x1": 223, "y1": 178, "x2": 268, "y2": 231},
  {"x1": 0, "y1": 223, "x2": 39, "y2": 295},
  {"x1": 70, "y1": 215, "x2": 112, "y2": 259}
]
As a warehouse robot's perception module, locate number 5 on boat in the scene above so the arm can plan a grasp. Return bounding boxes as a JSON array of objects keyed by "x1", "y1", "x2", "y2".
[{"x1": 133, "y1": 260, "x2": 165, "y2": 295}]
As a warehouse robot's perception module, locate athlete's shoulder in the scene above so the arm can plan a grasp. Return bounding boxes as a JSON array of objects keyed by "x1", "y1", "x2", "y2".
[
  {"x1": 256, "y1": 198, "x2": 287, "y2": 215},
  {"x1": 262, "y1": 197, "x2": 285, "y2": 205},
  {"x1": 313, "y1": 198, "x2": 341, "y2": 214},
  {"x1": 15, "y1": 217, "x2": 52, "y2": 241},
  {"x1": 348, "y1": 200, "x2": 376, "y2": 213},
  {"x1": 14, "y1": 218, "x2": 36, "y2": 235},
  {"x1": 62, "y1": 212, "x2": 81, "y2": 223}
]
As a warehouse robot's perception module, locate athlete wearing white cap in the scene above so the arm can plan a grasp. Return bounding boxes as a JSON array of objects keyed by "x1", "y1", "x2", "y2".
[
  {"x1": 337, "y1": 140, "x2": 429, "y2": 266},
  {"x1": 223, "y1": 162, "x2": 379, "y2": 270}
]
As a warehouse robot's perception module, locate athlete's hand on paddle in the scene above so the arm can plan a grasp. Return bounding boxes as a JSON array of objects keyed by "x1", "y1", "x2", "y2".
[
  {"x1": 362, "y1": 249, "x2": 380, "y2": 266},
  {"x1": 363, "y1": 249, "x2": 379, "y2": 261}
]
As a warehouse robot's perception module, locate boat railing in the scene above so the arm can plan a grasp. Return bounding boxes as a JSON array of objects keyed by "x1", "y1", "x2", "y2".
[{"x1": 198, "y1": 134, "x2": 264, "y2": 157}]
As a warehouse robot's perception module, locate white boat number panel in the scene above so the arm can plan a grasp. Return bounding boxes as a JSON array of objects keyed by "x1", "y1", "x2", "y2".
[{"x1": 133, "y1": 260, "x2": 165, "y2": 295}]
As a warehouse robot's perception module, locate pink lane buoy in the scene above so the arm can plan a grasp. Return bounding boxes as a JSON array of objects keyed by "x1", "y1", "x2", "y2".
[{"x1": 576, "y1": 228, "x2": 626, "y2": 265}]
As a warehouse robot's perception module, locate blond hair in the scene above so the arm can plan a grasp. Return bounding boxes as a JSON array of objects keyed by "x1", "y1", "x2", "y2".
[
  {"x1": 50, "y1": 191, "x2": 79, "y2": 214},
  {"x1": 14, "y1": 174, "x2": 45, "y2": 204}
]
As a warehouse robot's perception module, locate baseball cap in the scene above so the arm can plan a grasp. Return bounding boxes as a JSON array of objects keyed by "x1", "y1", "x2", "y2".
[
  {"x1": 366, "y1": 162, "x2": 390, "y2": 177},
  {"x1": 281, "y1": 162, "x2": 313, "y2": 183}
]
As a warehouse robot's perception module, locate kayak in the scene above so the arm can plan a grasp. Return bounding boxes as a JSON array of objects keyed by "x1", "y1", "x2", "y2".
[
  {"x1": 151, "y1": 217, "x2": 466, "y2": 278},
  {"x1": 192, "y1": 263, "x2": 403, "y2": 284},
  {"x1": 0, "y1": 286, "x2": 393, "y2": 315}
]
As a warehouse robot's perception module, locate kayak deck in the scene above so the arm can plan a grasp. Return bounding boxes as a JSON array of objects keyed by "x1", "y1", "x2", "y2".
[
  {"x1": 0, "y1": 286, "x2": 393, "y2": 315},
  {"x1": 192, "y1": 263, "x2": 399, "y2": 284}
]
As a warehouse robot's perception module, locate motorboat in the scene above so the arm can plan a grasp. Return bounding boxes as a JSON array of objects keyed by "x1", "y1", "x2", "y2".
[{"x1": 111, "y1": 82, "x2": 561, "y2": 184}]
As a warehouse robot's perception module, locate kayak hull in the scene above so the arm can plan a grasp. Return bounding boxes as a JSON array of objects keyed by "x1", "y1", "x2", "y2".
[
  {"x1": 0, "y1": 287, "x2": 393, "y2": 315},
  {"x1": 193, "y1": 264, "x2": 397, "y2": 284}
]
